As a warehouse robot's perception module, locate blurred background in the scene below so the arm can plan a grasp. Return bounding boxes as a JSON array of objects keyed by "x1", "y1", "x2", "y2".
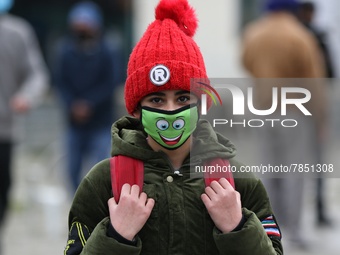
[{"x1": 1, "y1": 0, "x2": 340, "y2": 254}]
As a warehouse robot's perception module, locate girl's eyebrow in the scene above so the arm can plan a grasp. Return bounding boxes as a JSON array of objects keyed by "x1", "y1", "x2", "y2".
[
  {"x1": 145, "y1": 90, "x2": 190, "y2": 98},
  {"x1": 175, "y1": 91, "x2": 191, "y2": 96},
  {"x1": 146, "y1": 92, "x2": 166, "y2": 97}
]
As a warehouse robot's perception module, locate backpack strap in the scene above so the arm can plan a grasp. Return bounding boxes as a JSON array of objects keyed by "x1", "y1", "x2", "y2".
[
  {"x1": 110, "y1": 155, "x2": 144, "y2": 203},
  {"x1": 203, "y1": 158, "x2": 235, "y2": 189},
  {"x1": 110, "y1": 156, "x2": 235, "y2": 202}
]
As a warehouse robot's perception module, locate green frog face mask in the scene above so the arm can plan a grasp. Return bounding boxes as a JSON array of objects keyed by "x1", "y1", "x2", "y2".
[{"x1": 141, "y1": 104, "x2": 199, "y2": 150}]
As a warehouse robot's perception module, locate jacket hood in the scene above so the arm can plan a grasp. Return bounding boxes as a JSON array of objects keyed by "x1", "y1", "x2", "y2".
[{"x1": 110, "y1": 116, "x2": 236, "y2": 164}]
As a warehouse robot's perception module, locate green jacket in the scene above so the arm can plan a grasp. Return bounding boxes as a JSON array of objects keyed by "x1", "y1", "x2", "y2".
[{"x1": 64, "y1": 116, "x2": 283, "y2": 255}]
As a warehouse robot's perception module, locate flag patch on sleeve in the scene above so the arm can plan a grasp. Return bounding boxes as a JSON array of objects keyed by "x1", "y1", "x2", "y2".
[{"x1": 261, "y1": 215, "x2": 281, "y2": 239}]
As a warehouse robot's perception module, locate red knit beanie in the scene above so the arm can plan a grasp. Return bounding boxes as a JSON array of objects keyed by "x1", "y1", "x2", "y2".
[{"x1": 124, "y1": 0, "x2": 211, "y2": 114}]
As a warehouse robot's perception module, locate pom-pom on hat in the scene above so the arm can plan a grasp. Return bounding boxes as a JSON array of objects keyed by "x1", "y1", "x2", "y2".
[{"x1": 124, "y1": 0, "x2": 211, "y2": 114}]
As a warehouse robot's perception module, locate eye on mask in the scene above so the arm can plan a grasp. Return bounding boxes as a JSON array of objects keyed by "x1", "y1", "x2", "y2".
[{"x1": 141, "y1": 104, "x2": 199, "y2": 150}]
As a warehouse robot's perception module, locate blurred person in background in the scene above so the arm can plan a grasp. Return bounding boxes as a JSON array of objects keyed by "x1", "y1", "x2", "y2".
[
  {"x1": 241, "y1": 0, "x2": 327, "y2": 250},
  {"x1": 298, "y1": 1, "x2": 334, "y2": 226},
  {"x1": 298, "y1": 1, "x2": 335, "y2": 79},
  {"x1": 53, "y1": 1, "x2": 124, "y2": 193},
  {"x1": 0, "y1": 0, "x2": 49, "y2": 250}
]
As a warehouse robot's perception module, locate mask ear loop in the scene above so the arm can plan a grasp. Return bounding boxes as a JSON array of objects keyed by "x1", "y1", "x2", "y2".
[{"x1": 192, "y1": 103, "x2": 201, "y2": 138}]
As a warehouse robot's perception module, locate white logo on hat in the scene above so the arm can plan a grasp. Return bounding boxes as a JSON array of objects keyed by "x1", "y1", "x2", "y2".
[{"x1": 150, "y1": 65, "x2": 170, "y2": 86}]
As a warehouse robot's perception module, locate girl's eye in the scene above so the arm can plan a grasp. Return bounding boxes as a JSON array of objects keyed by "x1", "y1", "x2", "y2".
[
  {"x1": 178, "y1": 96, "x2": 190, "y2": 102},
  {"x1": 156, "y1": 120, "x2": 169, "y2": 130},
  {"x1": 173, "y1": 119, "x2": 185, "y2": 130},
  {"x1": 151, "y1": 97, "x2": 162, "y2": 103}
]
